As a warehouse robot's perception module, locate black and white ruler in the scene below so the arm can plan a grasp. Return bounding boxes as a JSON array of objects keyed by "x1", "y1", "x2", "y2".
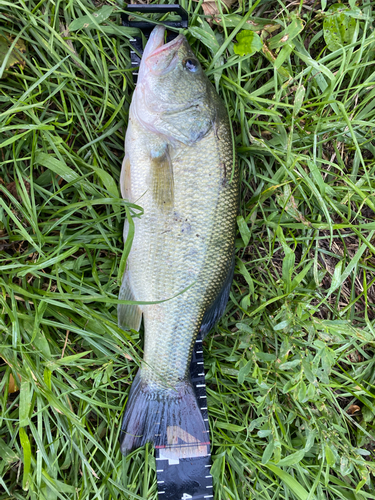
[{"x1": 121, "y1": 5, "x2": 213, "y2": 499}]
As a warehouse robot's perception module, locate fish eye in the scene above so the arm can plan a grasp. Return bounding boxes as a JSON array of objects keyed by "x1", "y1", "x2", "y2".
[{"x1": 183, "y1": 58, "x2": 199, "y2": 72}]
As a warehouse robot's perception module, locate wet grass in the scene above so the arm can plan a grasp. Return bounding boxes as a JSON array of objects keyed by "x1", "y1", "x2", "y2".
[{"x1": 1, "y1": 0, "x2": 375, "y2": 499}]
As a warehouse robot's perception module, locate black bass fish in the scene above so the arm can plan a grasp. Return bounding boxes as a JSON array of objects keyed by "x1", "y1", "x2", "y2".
[{"x1": 119, "y1": 25, "x2": 238, "y2": 455}]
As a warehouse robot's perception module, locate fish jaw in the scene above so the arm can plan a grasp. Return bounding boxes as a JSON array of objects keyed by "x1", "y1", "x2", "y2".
[
  {"x1": 145, "y1": 34, "x2": 185, "y2": 76},
  {"x1": 137, "y1": 25, "x2": 164, "y2": 83},
  {"x1": 138, "y1": 26, "x2": 184, "y2": 82}
]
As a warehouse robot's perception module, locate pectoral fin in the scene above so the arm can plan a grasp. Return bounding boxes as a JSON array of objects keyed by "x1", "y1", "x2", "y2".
[
  {"x1": 120, "y1": 154, "x2": 132, "y2": 201},
  {"x1": 150, "y1": 145, "x2": 174, "y2": 208},
  {"x1": 118, "y1": 269, "x2": 142, "y2": 331}
]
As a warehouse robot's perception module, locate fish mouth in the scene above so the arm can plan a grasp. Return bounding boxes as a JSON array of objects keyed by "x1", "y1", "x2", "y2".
[
  {"x1": 143, "y1": 26, "x2": 185, "y2": 74},
  {"x1": 147, "y1": 32, "x2": 185, "y2": 59}
]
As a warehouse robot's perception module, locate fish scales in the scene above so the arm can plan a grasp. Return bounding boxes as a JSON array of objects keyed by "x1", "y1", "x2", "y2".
[{"x1": 119, "y1": 26, "x2": 238, "y2": 456}]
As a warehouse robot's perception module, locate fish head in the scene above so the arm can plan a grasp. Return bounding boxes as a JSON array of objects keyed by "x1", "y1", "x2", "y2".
[{"x1": 134, "y1": 26, "x2": 218, "y2": 145}]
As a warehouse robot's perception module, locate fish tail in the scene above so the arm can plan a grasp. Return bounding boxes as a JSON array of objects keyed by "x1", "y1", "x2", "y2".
[{"x1": 120, "y1": 370, "x2": 208, "y2": 457}]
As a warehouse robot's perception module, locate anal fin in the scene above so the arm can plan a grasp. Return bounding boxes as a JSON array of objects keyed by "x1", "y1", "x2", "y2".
[
  {"x1": 118, "y1": 269, "x2": 142, "y2": 331},
  {"x1": 199, "y1": 255, "x2": 235, "y2": 338}
]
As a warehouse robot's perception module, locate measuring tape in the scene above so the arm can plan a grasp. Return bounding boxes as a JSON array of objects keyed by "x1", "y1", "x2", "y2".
[{"x1": 122, "y1": 5, "x2": 213, "y2": 499}]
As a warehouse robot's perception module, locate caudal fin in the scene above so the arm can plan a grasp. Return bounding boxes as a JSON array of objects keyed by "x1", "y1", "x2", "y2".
[{"x1": 120, "y1": 370, "x2": 208, "y2": 458}]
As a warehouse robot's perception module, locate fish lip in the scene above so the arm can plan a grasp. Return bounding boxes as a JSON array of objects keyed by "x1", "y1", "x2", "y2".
[{"x1": 145, "y1": 33, "x2": 185, "y2": 61}]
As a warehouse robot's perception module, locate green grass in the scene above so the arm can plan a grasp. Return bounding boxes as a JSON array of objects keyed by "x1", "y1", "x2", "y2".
[{"x1": 1, "y1": 0, "x2": 375, "y2": 499}]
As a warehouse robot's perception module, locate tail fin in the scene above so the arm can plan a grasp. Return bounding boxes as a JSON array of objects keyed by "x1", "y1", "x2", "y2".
[{"x1": 120, "y1": 371, "x2": 208, "y2": 458}]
